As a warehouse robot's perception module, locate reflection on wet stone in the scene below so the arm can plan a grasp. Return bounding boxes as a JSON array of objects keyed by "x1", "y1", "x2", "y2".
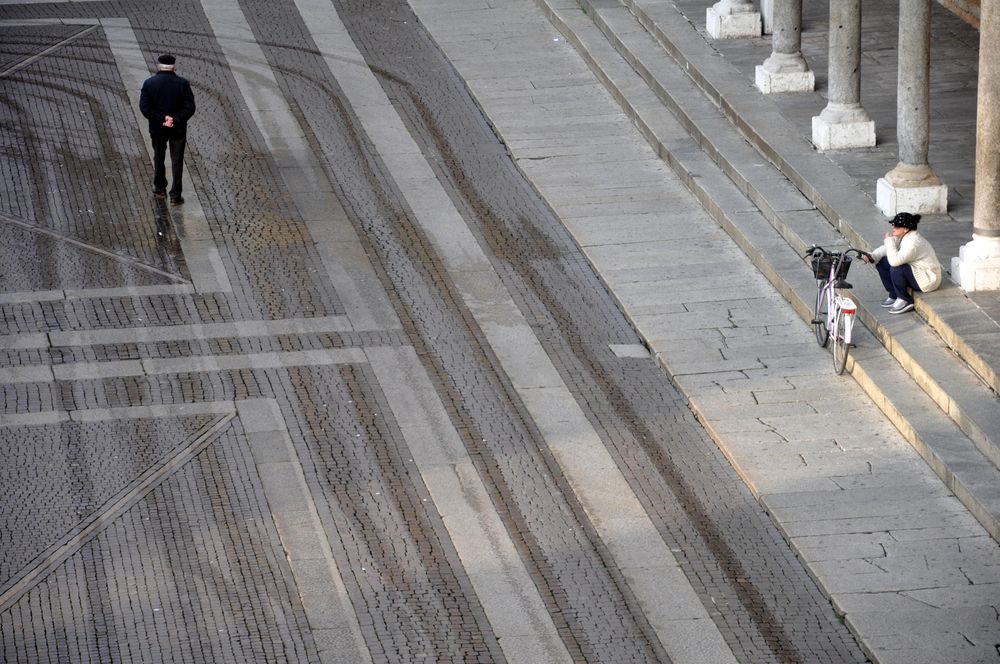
[{"x1": 152, "y1": 200, "x2": 187, "y2": 278}]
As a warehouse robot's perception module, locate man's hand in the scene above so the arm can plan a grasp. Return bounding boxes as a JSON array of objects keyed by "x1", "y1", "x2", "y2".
[{"x1": 163, "y1": 115, "x2": 174, "y2": 128}]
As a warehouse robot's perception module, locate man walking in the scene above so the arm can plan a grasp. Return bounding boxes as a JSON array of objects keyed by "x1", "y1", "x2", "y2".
[{"x1": 139, "y1": 54, "x2": 195, "y2": 206}]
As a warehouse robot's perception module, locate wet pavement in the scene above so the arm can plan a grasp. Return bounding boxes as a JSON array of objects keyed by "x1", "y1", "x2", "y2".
[{"x1": 0, "y1": 0, "x2": 994, "y2": 662}]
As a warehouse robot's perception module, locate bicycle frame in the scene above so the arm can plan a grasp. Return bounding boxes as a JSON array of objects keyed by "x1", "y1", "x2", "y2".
[
  {"x1": 813, "y1": 262, "x2": 841, "y2": 348},
  {"x1": 806, "y1": 245, "x2": 868, "y2": 374},
  {"x1": 818, "y1": 280, "x2": 856, "y2": 341}
]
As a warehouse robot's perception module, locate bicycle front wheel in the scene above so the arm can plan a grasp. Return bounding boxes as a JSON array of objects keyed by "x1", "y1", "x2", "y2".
[
  {"x1": 814, "y1": 283, "x2": 830, "y2": 347},
  {"x1": 832, "y1": 310, "x2": 850, "y2": 375}
]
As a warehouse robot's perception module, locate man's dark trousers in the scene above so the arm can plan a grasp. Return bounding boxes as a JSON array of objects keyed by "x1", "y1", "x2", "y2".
[{"x1": 152, "y1": 132, "x2": 186, "y2": 199}]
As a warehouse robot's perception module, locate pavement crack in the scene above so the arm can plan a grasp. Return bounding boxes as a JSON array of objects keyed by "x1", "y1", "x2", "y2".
[
  {"x1": 901, "y1": 591, "x2": 943, "y2": 609},
  {"x1": 960, "y1": 567, "x2": 976, "y2": 585}
]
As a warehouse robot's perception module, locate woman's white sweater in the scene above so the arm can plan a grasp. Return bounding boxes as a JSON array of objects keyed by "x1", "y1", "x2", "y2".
[{"x1": 871, "y1": 230, "x2": 942, "y2": 292}]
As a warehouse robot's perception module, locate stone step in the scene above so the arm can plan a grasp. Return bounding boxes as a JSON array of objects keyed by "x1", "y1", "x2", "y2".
[
  {"x1": 600, "y1": 0, "x2": 1000, "y2": 471},
  {"x1": 623, "y1": 0, "x2": 1000, "y2": 397},
  {"x1": 536, "y1": 0, "x2": 1000, "y2": 541}
]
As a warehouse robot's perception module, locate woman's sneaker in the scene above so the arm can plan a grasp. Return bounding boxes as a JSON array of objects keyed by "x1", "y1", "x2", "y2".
[
  {"x1": 880, "y1": 296, "x2": 896, "y2": 307},
  {"x1": 889, "y1": 299, "x2": 915, "y2": 314}
]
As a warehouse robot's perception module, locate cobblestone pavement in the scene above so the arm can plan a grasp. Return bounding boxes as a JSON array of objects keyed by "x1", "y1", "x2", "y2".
[{"x1": 0, "y1": 0, "x2": 911, "y2": 661}]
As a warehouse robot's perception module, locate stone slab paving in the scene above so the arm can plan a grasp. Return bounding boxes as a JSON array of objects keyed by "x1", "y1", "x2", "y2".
[
  {"x1": 615, "y1": 0, "x2": 1000, "y2": 414},
  {"x1": 293, "y1": 3, "x2": 738, "y2": 660},
  {"x1": 409, "y1": 0, "x2": 1000, "y2": 662},
  {"x1": 549, "y1": 0, "x2": 1000, "y2": 548}
]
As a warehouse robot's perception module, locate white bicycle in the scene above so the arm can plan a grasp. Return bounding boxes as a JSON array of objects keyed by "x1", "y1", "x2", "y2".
[{"x1": 805, "y1": 245, "x2": 872, "y2": 375}]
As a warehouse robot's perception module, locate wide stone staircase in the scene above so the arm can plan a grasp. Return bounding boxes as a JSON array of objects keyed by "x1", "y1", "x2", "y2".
[{"x1": 532, "y1": 0, "x2": 1000, "y2": 540}]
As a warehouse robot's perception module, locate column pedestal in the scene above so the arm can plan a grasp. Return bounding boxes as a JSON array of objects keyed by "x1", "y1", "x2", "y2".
[
  {"x1": 755, "y1": 53, "x2": 815, "y2": 93},
  {"x1": 876, "y1": 163, "x2": 947, "y2": 215},
  {"x1": 707, "y1": 1, "x2": 762, "y2": 39},
  {"x1": 811, "y1": 103, "x2": 875, "y2": 150},
  {"x1": 952, "y1": 237, "x2": 1000, "y2": 291},
  {"x1": 876, "y1": 179, "x2": 947, "y2": 215}
]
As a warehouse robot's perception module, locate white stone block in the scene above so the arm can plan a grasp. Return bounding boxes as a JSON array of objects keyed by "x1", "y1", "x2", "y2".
[
  {"x1": 706, "y1": 6, "x2": 762, "y2": 39},
  {"x1": 811, "y1": 114, "x2": 876, "y2": 150},
  {"x1": 876, "y1": 178, "x2": 948, "y2": 216},
  {"x1": 755, "y1": 65, "x2": 815, "y2": 94},
  {"x1": 952, "y1": 237, "x2": 1000, "y2": 291}
]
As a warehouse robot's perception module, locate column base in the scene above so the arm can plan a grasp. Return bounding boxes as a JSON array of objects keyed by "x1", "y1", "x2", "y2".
[
  {"x1": 811, "y1": 113, "x2": 875, "y2": 151},
  {"x1": 876, "y1": 178, "x2": 948, "y2": 216},
  {"x1": 755, "y1": 65, "x2": 815, "y2": 93},
  {"x1": 707, "y1": 4, "x2": 762, "y2": 39},
  {"x1": 952, "y1": 236, "x2": 1000, "y2": 291}
]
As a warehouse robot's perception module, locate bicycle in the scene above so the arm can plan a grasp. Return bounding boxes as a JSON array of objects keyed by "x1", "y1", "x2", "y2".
[{"x1": 804, "y1": 245, "x2": 872, "y2": 375}]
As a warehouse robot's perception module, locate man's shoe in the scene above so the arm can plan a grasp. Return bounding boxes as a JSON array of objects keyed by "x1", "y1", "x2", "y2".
[
  {"x1": 889, "y1": 300, "x2": 914, "y2": 314},
  {"x1": 880, "y1": 296, "x2": 896, "y2": 308},
  {"x1": 169, "y1": 196, "x2": 184, "y2": 206},
  {"x1": 153, "y1": 189, "x2": 167, "y2": 198}
]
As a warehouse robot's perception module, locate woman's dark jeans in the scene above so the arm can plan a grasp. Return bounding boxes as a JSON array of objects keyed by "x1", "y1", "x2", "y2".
[{"x1": 876, "y1": 257, "x2": 921, "y2": 304}]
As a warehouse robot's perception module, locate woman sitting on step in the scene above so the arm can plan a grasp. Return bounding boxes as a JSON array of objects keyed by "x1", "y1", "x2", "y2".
[{"x1": 863, "y1": 212, "x2": 942, "y2": 314}]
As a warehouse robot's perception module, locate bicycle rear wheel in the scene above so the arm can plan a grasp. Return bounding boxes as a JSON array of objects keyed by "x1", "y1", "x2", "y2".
[
  {"x1": 832, "y1": 309, "x2": 850, "y2": 375},
  {"x1": 813, "y1": 284, "x2": 830, "y2": 347}
]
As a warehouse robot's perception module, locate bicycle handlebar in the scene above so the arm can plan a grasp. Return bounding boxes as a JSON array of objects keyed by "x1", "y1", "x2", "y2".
[{"x1": 804, "y1": 245, "x2": 874, "y2": 262}]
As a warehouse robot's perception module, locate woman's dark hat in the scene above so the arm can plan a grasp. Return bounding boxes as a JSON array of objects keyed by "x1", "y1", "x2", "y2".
[{"x1": 889, "y1": 212, "x2": 920, "y2": 230}]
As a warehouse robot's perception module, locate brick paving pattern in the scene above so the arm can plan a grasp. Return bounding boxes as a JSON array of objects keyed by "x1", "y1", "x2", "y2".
[
  {"x1": 0, "y1": 24, "x2": 80, "y2": 71},
  {"x1": 283, "y1": 364, "x2": 503, "y2": 663},
  {"x1": 0, "y1": 27, "x2": 173, "y2": 274},
  {"x1": 0, "y1": 221, "x2": 170, "y2": 291},
  {"x1": 0, "y1": 0, "x2": 910, "y2": 661},
  {"x1": 0, "y1": 416, "x2": 217, "y2": 590},
  {"x1": 1, "y1": 425, "x2": 320, "y2": 664}
]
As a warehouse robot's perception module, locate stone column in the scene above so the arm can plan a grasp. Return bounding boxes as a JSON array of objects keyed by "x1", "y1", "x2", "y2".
[
  {"x1": 707, "y1": 0, "x2": 762, "y2": 39},
  {"x1": 811, "y1": 0, "x2": 875, "y2": 150},
  {"x1": 876, "y1": 0, "x2": 947, "y2": 215},
  {"x1": 755, "y1": 0, "x2": 815, "y2": 93},
  {"x1": 953, "y1": 0, "x2": 1000, "y2": 290}
]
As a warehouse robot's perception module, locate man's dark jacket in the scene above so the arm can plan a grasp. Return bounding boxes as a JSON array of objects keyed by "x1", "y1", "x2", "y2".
[{"x1": 139, "y1": 71, "x2": 196, "y2": 137}]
